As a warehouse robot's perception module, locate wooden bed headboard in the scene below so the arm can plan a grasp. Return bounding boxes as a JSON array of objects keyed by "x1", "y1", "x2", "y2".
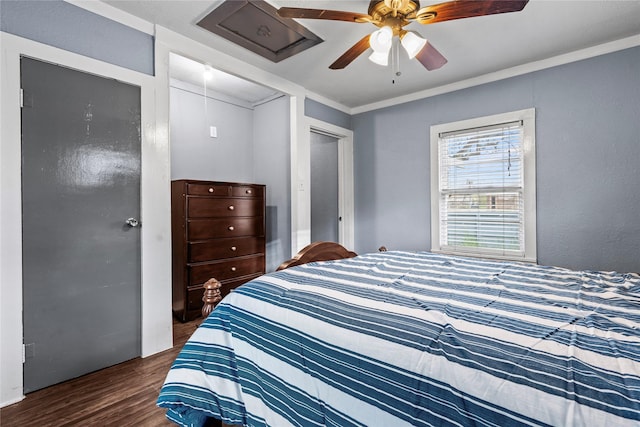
[
  {"x1": 276, "y1": 241, "x2": 358, "y2": 271},
  {"x1": 201, "y1": 242, "x2": 358, "y2": 318}
]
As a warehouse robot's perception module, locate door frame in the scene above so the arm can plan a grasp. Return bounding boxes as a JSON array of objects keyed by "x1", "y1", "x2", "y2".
[
  {"x1": 153, "y1": 27, "x2": 311, "y2": 256},
  {"x1": 306, "y1": 118, "x2": 355, "y2": 250},
  {"x1": 0, "y1": 32, "x2": 172, "y2": 405},
  {"x1": 153, "y1": 26, "x2": 353, "y2": 260}
]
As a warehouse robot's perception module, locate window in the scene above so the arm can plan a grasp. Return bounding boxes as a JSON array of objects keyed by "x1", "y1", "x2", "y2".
[{"x1": 430, "y1": 109, "x2": 536, "y2": 261}]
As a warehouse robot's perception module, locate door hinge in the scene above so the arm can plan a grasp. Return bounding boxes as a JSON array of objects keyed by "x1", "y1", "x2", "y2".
[
  {"x1": 20, "y1": 89, "x2": 34, "y2": 108},
  {"x1": 23, "y1": 343, "x2": 35, "y2": 362}
]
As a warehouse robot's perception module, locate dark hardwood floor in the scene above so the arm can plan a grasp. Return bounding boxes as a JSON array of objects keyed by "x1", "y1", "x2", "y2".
[{"x1": 0, "y1": 318, "x2": 202, "y2": 426}]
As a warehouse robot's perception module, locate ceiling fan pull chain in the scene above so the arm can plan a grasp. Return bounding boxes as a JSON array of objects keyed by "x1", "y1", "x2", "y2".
[
  {"x1": 203, "y1": 66, "x2": 209, "y2": 130},
  {"x1": 391, "y1": 40, "x2": 396, "y2": 84},
  {"x1": 392, "y1": 39, "x2": 401, "y2": 84}
]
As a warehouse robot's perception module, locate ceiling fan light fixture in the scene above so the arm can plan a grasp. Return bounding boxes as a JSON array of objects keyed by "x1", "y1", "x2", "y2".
[
  {"x1": 401, "y1": 31, "x2": 427, "y2": 59},
  {"x1": 278, "y1": 0, "x2": 529, "y2": 71},
  {"x1": 369, "y1": 50, "x2": 390, "y2": 66}
]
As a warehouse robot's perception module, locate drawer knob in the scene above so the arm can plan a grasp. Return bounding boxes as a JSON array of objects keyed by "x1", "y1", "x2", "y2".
[
  {"x1": 208, "y1": 187, "x2": 214, "y2": 193},
  {"x1": 228, "y1": 205, "x2": 235, "y2": 211},
  {"x1": 228, "y1": 226, "x2": 235, "y2": 231},
  {"x1": 246, "y1": 189, "x2": 252, "y2": 194},
  {"x1": 230, "y1": 246, "x2": 237, "y2": 251},
  {"x1": 231, "y1": 267, "x2": 237, "y2": 272}
]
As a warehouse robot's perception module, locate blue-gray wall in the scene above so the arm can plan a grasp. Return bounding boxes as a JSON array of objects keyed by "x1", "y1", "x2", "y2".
[
  {"x1": 254, "y1": 96, "x2": 291, "y2": 271},
  {"x1": 305, "y1": 98, "x2": 352, "y2": 130},
  {"x1": 170, "y1": 80, "x2": 255, "y2": 182},
  {"x1": 353, "y1": 46, "x2": 640, "y2": 273},
  {"x1": 0, "y1": 0, "x2": 153, "y2": 75}
]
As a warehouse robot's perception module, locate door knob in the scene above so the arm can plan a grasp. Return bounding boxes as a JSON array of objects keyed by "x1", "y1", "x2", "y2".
[{"x1": 125, "y1": 218, "x2": 140, "y2": 228}]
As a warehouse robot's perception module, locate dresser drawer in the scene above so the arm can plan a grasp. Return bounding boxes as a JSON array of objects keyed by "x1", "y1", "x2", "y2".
[
  {"x1": 188, "y1": 255, "x2": 265, "y2": 286},
  {"x1": 187, "y1": 183, "x2": 230, "y2": 196},
  {"x1": 188, "y1": 217, "x2": 264, "y2": 240},
  {"x1": 232, "y1": 185, "x2": 263, "y2": 198},
  {"x1": 187, "y1": 197, "x2": 263, "y2": 218},
  {"x1": 188, "y1": 236, "x2": 265, "y2": 262}
]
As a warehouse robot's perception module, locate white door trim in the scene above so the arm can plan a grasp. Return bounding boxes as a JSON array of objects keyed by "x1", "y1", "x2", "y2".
[
  {"x1": 305, "y1": 118, "x2": 355, "y2": 251},
  {"x1": 0, "y1": 31, "x2": 172, "y2": 406}
]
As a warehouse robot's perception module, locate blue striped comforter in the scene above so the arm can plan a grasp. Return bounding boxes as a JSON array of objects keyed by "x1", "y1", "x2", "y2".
[{"x1": 157, "y1": 251, "x2": 640, "y2": 426}]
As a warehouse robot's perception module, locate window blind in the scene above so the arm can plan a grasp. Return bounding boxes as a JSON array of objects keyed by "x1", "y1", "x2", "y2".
[{"x1": 438, "y1": 120, "x2": 525, "y2": 257}]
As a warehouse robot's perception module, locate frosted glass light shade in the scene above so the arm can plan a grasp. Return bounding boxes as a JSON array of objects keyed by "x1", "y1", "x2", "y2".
[
  {"x1": 369, "y1": 50, "x2": 389, "y2": 66},
  {"x1": 369, "y1": 26, "x2": 392, "y2": 66},
  {"x1": 401, "y1": 31, "x2": 427, "y2": 59},
  {"x1": 369, "y1": 26, "x2": 393, "y2": 52}
]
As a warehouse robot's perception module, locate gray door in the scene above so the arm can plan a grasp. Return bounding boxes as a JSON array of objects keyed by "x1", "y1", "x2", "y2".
[
  {"x1": 21, "y1": 57, "x2": 141, "y2": 393},
  {"x1": 310, "y1": 131, "x2": 339, "y2": 243}
]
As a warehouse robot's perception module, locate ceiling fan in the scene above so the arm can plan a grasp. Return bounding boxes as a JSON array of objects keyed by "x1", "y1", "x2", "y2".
[{"x1": 277, "y1": 0, "x2": 529, "y2": 71}]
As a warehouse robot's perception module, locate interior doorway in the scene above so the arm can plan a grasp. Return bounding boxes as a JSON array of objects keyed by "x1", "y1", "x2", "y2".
[
  {"x1": 306, "y1": 118, "x2": 355, "y2": 251},
  {"x1": 167, "y1": 52, "x2": 290, "y2": 272},
  {"x1": 310, "y1": 130, "x2": 340, "y2": 242}
]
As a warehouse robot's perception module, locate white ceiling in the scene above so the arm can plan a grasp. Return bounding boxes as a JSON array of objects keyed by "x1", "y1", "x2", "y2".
[
  {"x1": 169, "y1": 52, "x2": 282, "y2": 106},
  {"x1": 103, "y1": 0, "x2": 640, "y2": 110}
]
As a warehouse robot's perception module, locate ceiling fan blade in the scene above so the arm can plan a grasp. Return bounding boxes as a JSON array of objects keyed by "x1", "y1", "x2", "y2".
[
  {"x1": 277, "y1": 7, "x2": 372, "y2": 23},
  {"x1": 415, "y1": 0, "x2": 529, "y2": 24},
  {"x1": 415, "y1": 41, "x2": 448, "y2": 71},
  {"x1": 329, "y1": 34, "x2": 372, "y2": 70}
]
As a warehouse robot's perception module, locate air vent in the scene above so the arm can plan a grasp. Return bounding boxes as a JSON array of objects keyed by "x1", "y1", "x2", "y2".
[{"x1": 197, "y1": 0, "x2": 323, "y2": 63}]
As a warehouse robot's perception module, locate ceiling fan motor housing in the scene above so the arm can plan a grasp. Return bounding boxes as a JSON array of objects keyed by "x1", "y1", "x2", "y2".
[{"x1": 369, "y1": 0, "x2": 422, "y2": 33}]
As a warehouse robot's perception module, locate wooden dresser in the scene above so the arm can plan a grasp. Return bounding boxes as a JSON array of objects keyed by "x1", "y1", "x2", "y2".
[{"x1": 171, "y1": 180, "x2": 266, "y2": 321}]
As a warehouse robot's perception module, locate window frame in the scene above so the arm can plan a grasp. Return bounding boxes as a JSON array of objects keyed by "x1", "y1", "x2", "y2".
[{"x1": 430, "y1": 108, "x2": 537, "y2": 262}]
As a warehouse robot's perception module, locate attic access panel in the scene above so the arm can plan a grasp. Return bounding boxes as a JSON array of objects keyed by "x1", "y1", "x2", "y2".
[{"x1": 197, "y1": 0, "x2": 323, "y2": 63}]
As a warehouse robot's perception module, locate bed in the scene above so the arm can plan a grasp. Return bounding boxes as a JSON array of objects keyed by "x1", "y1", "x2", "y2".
[{"x1": 158, "y1": 242, "x2": 640, "y2": 426}]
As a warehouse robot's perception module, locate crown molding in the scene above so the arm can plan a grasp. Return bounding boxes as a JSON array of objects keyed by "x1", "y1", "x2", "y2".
[
  {"x1": 305, "y1": 91, "x2": 352, "y2": 115},
  {"x1": 64, "y1": 0, "x2": 154, "y2": 35}
]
